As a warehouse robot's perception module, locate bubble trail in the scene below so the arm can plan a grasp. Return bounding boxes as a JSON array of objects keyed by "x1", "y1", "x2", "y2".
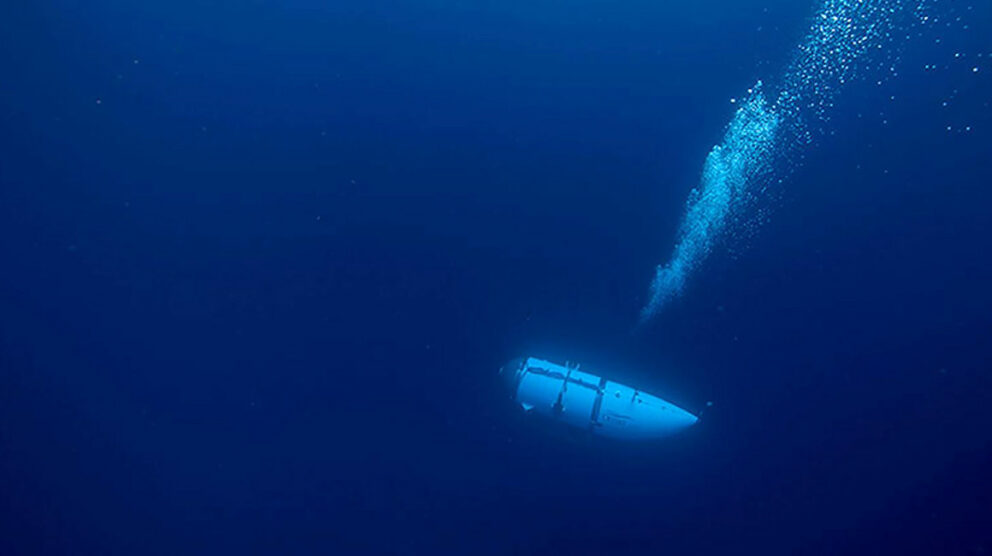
[
  {"x1": 640, "y1": 85, "x2": 780, "y2": 322},
  {"x1": 639, "y1": 0, "x2": 932, "y2": 323}
]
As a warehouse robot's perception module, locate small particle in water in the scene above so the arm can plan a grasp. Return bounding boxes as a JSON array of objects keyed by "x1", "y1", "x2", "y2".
[
  {"x1": 95, "y1": 98, "x2": 102, "y2": 105},
  {"x1": 133, "y1": 59, "x2": 140, "y2": 64},
  {"x1": 973, "y1": 67, "x2": 980, "y2": 73},
  {"x1": 730, "y1": 98, "x2": 737, "y2": 104}
]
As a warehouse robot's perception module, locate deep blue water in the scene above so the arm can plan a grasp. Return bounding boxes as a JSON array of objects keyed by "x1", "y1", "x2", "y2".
[{"x1": 2, "y1": 1, "x2": 991, "y2": 554}]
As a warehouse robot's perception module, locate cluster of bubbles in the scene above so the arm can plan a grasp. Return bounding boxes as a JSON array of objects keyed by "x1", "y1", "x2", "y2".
[
  {"x1": 641, "y1": 85, "x2": 780, "y2": 322},
  {"x1": 639, "y1": 0, "x2": 947, "y2": 323}
]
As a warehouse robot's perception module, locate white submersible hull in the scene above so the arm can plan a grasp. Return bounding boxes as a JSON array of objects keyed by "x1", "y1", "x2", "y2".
[{"x1": 500, "y1": 357, "x2": 698, "y2": 440}]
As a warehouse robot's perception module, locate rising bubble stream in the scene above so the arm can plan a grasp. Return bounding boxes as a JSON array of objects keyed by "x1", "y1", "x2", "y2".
[{"x1": 640, "y1": 0, "x2": 940, "y2": 323}]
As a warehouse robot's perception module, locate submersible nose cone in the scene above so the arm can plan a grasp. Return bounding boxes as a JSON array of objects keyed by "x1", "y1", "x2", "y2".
[{"x1": 675, "y1": 406, "x2": 700, "y2": 427}]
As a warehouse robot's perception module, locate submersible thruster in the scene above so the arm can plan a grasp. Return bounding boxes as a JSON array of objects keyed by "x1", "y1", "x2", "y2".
[{"x1": 500, "y1": 357, "x2": 698, "y2": 440}]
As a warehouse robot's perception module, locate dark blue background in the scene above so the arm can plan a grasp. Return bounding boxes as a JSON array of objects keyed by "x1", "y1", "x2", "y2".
[{"x1": 2, "y1": 1, "x2": 990, "y2": 554}]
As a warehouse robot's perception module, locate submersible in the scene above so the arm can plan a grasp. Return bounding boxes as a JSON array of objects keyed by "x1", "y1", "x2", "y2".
[{"x1": 499, "y1": 357, "x2": 698, "y2": 440}]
